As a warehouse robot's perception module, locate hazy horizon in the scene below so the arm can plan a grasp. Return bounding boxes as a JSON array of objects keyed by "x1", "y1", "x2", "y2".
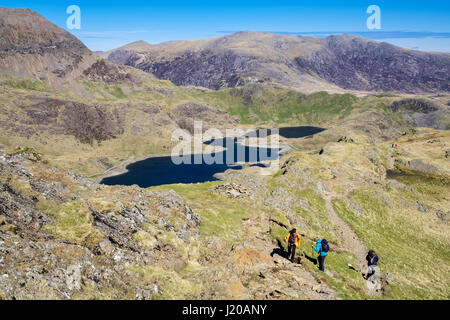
[{"x1": 94, "y1": 30, "x2": 450, "y2": 53}]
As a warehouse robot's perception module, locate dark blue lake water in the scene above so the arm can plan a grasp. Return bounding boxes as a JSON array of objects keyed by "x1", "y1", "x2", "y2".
[{"x1": 100, "y1": 126, "x2": 325, "y2": 188}]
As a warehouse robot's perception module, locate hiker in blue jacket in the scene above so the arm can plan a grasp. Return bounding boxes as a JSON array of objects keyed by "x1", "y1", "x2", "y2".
[
  {"x1": 366, "y1": 250, "x2": 379, "y2": 279},
  {"x1": 312, "y1": 237, "x2": 329, "y2": 272}
]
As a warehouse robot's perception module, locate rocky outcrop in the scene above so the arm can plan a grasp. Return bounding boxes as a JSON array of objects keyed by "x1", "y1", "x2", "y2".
[
  {"x1": 140, "y1": 50, "x2": 255, "y2": 90},
  {"x1": 398, "y1": 158, "x2": 439, "y2": 175},
  {"x1": 211, "y1": 183, "x2": 249, "y2": 198},
  {"x1": 82, "y1": 60, "x2": 137, "y2": 84},
  {"x1": 61, "y1": 102, "x2": 125, "y2": 144},
  {"x1": 107, "y1": 49, "x2": 145, "y2": 66},
  {"x1": 0, "y1": 151, "x2": 203, "y2": 299},
  {"x1": 5, "y1": 98, "x2": 125, "y2": 144},
  {"x1": 388, "y1": 99, "x2": 439, "y2": 114},
  {"x1": 172, "y1": 101, "x2": 237, "y2": 133},
  {"x1": 296, "y1": 35, "x2": 450, "y2": 93},
  {"x1": 386, "y1": 99, "x2": 445, "y2": 129}
]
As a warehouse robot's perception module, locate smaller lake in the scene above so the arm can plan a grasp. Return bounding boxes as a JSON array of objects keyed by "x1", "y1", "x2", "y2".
[
  {"x1": 101, "y1": 126, "x2": 325, "y2": 188},
  {"x1": 248, "y1": 126, "x2": 325, "y2": 139}
]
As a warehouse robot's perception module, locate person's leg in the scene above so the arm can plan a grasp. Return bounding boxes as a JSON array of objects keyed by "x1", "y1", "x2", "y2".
[
  {"x1": 367, "y1": 265, "x2": 376, "y2": 279},
  {"x1": 291, "y1": 245, "x2": 296, "y2": 262},
  {"x1": 366, "y1": 266, "x2": 371, "y2": 279},
  {"x1": 287, "y1": 244, "x2": 292, "y2": 259},
  {"x1": 318, "y1": 256, "x2": 325, "y2": 271}
]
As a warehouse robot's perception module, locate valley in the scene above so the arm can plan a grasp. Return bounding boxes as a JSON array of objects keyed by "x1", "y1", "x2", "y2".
[{"x1": 0, "y1": 7, "x2": 449, "y2": 301}]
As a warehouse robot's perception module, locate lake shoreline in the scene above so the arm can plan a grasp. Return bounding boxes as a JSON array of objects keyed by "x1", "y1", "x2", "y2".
[
  {"x1": 97, "y1": 126, "x2": 324, "y2": 187},
  {"x1": 90, "y1": 153, "x2": 173, "y2": 182}
]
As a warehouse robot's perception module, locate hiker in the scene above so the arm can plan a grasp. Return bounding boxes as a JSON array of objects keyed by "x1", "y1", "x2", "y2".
[
  {"x1": 284, "y1": 228, "x2": 301, "y2": 263},
  {"x1": 366, "y1": 250, "x2": 379, "y2": 279},
  {"x1": 312, "y1": 237, "x2": 329, "y2": 272}
]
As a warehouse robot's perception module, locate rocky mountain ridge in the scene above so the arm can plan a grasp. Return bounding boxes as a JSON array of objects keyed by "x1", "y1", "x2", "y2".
[
  {"x1": 0, "y1": 7, "x2": 142, "y2": 91},
  {"x1": 105, "y1": 31, "x2": 450, "y2": 94}
]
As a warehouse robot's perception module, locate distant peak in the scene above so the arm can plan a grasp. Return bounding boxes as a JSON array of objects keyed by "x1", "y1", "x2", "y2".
[
  {"x1": 129, "y1": 40, "x2": 150, "y2": 46},
  {"x1": 116, "y1": 40, "x2": 152, "y2": 51}
]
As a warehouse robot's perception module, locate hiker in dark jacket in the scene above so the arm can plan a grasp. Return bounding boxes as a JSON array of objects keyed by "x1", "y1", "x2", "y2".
[
  {"x1": 284, "y1": 228, "x2": 301, "y2": 263},
  {"x1": 312, "y1": 237, "x2": 328, "y2": 272},
  {"x1": 366, "y1": 250, "x2": 379, "y2": 279}
]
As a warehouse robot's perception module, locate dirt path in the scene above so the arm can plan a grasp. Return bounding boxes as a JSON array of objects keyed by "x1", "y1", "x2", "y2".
[
  {"x1": 322, "y1": 192, "x2": 382, "y2": 296},
  {"x1": 322, "y1": 193, "x2": 368, "y2": 270}
]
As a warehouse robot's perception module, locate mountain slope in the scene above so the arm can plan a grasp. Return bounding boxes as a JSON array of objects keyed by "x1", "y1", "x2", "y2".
[
  {"x1": 0, "y1": 8, "x2": 97, "y2": 88},
  {"x1": 105, "y1": 31, "x2": 450, "y2": 94},
  {"x1": 106, "y1": 32, "x2": 336, "y2": 92},
  {"x1": 0, "y1": 7, "x2": 143, "y2": 91},
  {"x1": 296, "y1": 35, "x2": 450, "y2": 93},
  {"x1": 1, "y1": 124, "x2": 449, "y2": 300}
]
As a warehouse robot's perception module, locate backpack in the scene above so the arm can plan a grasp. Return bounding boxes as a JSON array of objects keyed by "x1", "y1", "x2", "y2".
[{"x1": 321, "y1": 239, "x2": 329, "y2": 252}]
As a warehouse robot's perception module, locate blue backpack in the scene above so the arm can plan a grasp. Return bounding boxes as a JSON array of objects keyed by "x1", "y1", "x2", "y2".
[{"x1": 321, "y1": 239, "x2": 329, "y2": 252}]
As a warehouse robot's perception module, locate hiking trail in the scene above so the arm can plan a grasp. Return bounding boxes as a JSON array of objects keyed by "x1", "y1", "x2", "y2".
[
  {"x1": 239, "y1": 203, "x2": 338, "y2": 299},
  {"x1": 322, "y1": 191, "x2": 382, "y2": 296}
]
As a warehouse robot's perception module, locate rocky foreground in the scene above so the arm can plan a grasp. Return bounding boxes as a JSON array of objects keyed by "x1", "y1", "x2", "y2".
[{"x1": 0, "y1": 126, "x2": 448, "y2": 300}]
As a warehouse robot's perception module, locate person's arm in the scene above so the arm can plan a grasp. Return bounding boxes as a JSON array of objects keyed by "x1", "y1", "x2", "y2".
[
  {"x1": 284, "y1": 234, "x2": 289, "y2": 242},
  {"x1": 373, "y1": 256, "x2": 379, "y2": 265},
  {"x1": 313, "y1": 242, "x2": 321, "y2": 253}
]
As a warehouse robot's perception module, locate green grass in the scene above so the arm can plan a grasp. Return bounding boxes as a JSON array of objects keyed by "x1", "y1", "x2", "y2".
[
  {"x1": 126, "y1": 265, "x2": 204, "y2": 300},
  {"x1": 109, "y1": 86, "x2": 127, "y2": 99},
  {"x1": 270, "y1": 211, "x2": 291, "y2": 228},
  {"x1": 151, "y1": 182, "x2": 251, "y2": 242},
  {"x1": 333, "y1": 190, "x2": 450, "y2": 300},
  {"x1": 297, "y1": 189, "x2": 326, "y2": 214},
  {"x1": 0, "y1": 216, "x2": 18, "y2": 234},
  {"x1": 395, "y1": 171, "x2": 450, "y2": 199},
  {"x1": 269, "y1": 224, "x2": 290, "y2": 250},
  {"x1": 40, "y1": 200, "x2": 104, "y2": 246},
  {"x1": 196, "y1": 206, "x2": 249, "y2": 241},
  {"x1": 301, "y1": 238, "x2": 369, "y2": 300},
  {"x1": 187, "y1": 85, "x2": 360, "y2": 125},
  {"x1": 4, "y1": 78, "x2": 51, "y2": 91},
  {"x1": 223, "y1": 88, "x2": 358, "y2": 125}
]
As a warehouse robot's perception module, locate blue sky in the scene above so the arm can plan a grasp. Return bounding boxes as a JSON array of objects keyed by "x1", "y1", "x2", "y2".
[{"x1": 2, "y1": 0, "x2": 450, "y2": 52}]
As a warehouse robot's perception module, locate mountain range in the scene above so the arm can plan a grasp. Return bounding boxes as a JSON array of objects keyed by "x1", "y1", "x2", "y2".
[
  {"x1": 1, "y1": 7, "x2": 449, "y2": 94},
  {"x1": 102, "y1": 31, "x2": 450, "y2": 94},
  {"x1": 0, "y1": 7, "x2": 449, "y2": 301}
]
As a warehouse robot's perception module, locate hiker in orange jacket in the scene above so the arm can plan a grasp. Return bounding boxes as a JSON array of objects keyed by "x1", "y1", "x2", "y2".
[{"x1": 284, "y1": 228, "x2": 301, "y2": 263}]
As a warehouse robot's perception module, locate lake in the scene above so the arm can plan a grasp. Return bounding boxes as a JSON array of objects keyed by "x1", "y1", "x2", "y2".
[
  {"x1": 248, "y1": 126, "x2": 325, "y2": 139},
  {"x1": 100, "y1": 126, "x2": 325, "y2": 188}
]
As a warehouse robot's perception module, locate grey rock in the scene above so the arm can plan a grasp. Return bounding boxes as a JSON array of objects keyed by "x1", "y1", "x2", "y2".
[
  {"x1": 435, "y1": 210, "x2": 449, "y2": 225},
  {"x1": 296, "y1": 35, "x2": 450, "y2": 93},
  {"x1": 415, "y1": 201, "x2": 429, "y2": 213}
]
